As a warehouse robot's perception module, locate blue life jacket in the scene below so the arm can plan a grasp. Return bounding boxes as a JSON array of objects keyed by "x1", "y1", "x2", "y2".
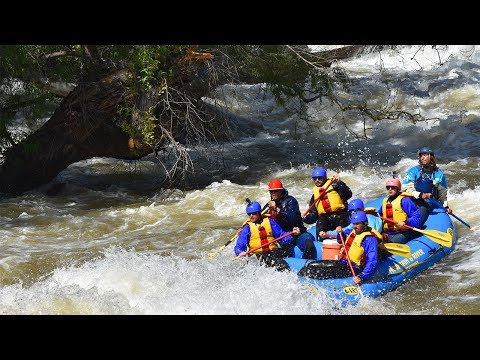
[{"x1": 415, "y1": 177, "x2": 433, "y2": 193}]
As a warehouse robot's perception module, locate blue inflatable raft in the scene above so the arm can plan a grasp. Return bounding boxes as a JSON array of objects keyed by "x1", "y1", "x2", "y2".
[{"x1": 286, "y1": 196, "x2": 457, "y2": 304}]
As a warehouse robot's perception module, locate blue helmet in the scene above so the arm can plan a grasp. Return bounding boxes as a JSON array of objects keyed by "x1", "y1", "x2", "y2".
[
  {"x1": 350, "y1": 210, "x2": 368, "y2": 224},
  {"x1": 246, "y1": 201, "x2": 262, "y2": 214},
  {"x1": 311, "y1": 167, "x2": 327, "y2": 179},
  {"x1": 348, "y1": 198, "x2": 365, "y2": 212},
  {"x1": 418, "y1": 146, "x2": 434, "y2": 156}
]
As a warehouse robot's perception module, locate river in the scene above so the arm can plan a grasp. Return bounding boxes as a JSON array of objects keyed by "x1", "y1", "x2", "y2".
[{"x1": 0, "y1": 45, "x2": 478, "y2": 315}]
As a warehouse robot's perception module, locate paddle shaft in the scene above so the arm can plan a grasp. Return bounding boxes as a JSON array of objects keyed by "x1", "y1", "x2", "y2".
[
  {"x1": 379, "y1": 215, "x2": 420, "y2": 233},
  {"x1": 379, "y1": 215, "x2": 452, "y2": 247},
  {"x1": 323, "y1": 234, "x2": 411, "y2": 257},
  {"x1": 430, "y1": 197, "x2": 471, "y2": 229},
  {"x1": 208, "y1": 206, "x2": 270, "y2": 258},
  {"x1": 233, "y1": 231, "x2": 294, "y2": 260},
  {"x1": 338, "y1": 232, "x2": 364, "y2": 297},
  {"x1": 219, "y1": 234, "x2": 239, "y2": 250},
  {"x1": 450, "y1": 212, "x2": 471, "y2": 229},
  {"x1": 301, "y1": 178, "x2": 334, "y2": 219},
  {"x1": 224, "y1": 207, "x2": 270, "y2": 247}
]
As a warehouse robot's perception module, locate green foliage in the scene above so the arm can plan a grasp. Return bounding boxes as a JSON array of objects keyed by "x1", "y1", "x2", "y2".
[
  {"x1": 221, "y1": 45, "x2": 350, "y2": 106},
  {"x1": 119, "y1": 119, "x2": 137, "y2": 139},
  {"x1": 0, "y1": 45, "x2": 84, "y2": 138},
  {"x1": 142, "y1": 113, "x2": 157, "y2": 143},
  {"x1": 1, "y1": 44, "x2": 353, "y2": 158},
  {"x1": 128, "y1": 45, "x2": 187, "y2": 94}
]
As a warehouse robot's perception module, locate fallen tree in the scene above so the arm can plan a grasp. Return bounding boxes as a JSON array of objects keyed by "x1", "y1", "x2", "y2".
[{"x1": 1, "y1": 45, "x2": 431, "y2": 195}]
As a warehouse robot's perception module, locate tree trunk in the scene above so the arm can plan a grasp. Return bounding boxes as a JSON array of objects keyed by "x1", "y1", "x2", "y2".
[
  {"x1": 310, "y1": 45, "x2": 383, "y2": 66},
  {"x1": 0, "y1": 69, "x2": 151, "y2": 194}
]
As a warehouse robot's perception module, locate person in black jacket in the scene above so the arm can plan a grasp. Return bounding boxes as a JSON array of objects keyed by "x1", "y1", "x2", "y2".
[
  {"x1": 263, "y1": 179, "x2": 317, "y2": 260},
  {"x1": 303, "y1": 168, "x2": 352, "y2": 241}
]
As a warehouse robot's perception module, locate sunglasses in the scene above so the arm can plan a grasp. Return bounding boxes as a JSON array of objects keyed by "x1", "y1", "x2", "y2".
[
  {"x1": 269, "y1": 189, "x2": 282, "y2": 193},
  {"x1": 386, "y1": 186, "x2": 398, "y2": 190},
  {"x1": 312, "y1": 177, "x2": 325, "y2": 181}
]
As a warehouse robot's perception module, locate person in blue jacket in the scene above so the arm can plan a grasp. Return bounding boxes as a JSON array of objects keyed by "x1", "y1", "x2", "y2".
[
  {"x1": 298, "y1": 211, "x2": 381, "y2": 285},
  {"x1": 262, "y1": 179, "x2": 317, "y2": 260},
  {"x1": 402, "y1": 146, "x2": 452, "y2": 227},
  {"x1": 378, "y1": 178, "x2": 421, "y2": 244},
  {"x1": 234, "y1": 201, "x2": 300, "y2": 271},
  {"x1": 319, "y1": 198, "x2": 383, "y2": 238}
]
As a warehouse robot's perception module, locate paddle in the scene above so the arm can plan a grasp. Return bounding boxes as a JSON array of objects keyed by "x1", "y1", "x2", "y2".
[
  {"x1": 338, "y1": 232, "x2": 364, "y2": 297},
  {"x1": 207, "y1": 198, "x2": 269, "y2": 259},
  {"x1": 323, "y1": 234, "x2": 411, "y2": 257},
  {"x1": 207, "y1": 233, "x2": 242, "y2": 259},
  {"x1": 379, "y1": 216, "x2": 453, "y2": 247},
  {"x1": 378, "y1": 243, "x2": 412, "y2": 258},
  {"x1": 301, "y1": 177, "x2": 334, "y2": 219},
  {"x1": 430, "y1": 197, "x2": 471, "y2": 229},
  {"x1": 232, "y1": 231, "x2": 294, "y2": 260}
]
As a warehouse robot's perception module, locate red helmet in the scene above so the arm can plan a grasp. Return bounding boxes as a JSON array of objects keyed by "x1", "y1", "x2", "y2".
[
  {"x1": 385, "y1": 178, "x2": 401, "y2": 190},
  {"x1": 268, "y1": 179, "x2": 284, "y2": 190}
]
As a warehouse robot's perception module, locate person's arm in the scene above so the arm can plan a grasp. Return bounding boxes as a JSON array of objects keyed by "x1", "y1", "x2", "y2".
[
  {"x1": 377, "y1": 206, "x2": 383, "y2": 216},
  {"x1": 322, "y1": 223, "x2": 352, "y2": 238},
  {"x1": 270, "y1": 219, "x2": 294, "y2": 246},
  {"x1": 432, "y1": 169, "x2": 449, "y2": 206},
  {"x1": 435, "y1": 184, "x2": 448, "y2": 206},
  {"x1": 275, "y1": 196, "x2": 299, "y2": 229},
  {"x1": 302, "y1": 195, "x2": 318, "y2": 224},
  {"x1": 336, "y1": 228, "x2": 353, "y2": 244},
  {"x1": 402, "y1": 166, "x2": 421, "y2": 198},
  {"x1": 261, "y1": 203, "x2": 270, "y2": 213},
  {"x1": 357, "y1": 236, "x2": 378, "y2": 281},
  {"x1": 402, "y1": 197, "x2": 422, "y2": 229},
  {"x1": 234, "y1": 226, "x2": 251, "y2": 256},
  {"x1": 333, "y1": 180, "x2": 352, "y2": 201}
]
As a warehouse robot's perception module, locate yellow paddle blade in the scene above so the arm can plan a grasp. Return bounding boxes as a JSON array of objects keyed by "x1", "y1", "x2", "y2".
[
  {"x1": 379, "y1": 243, "x2": 411, "y2": 258},
  {"x1": 413, "y1": 227, "x2": 453, "y2": 247},
  {"x1": 207, "y1": 245, "x2": 225, "y2": 259},
  {"x1": 379, "y1": 216, "x2": 453, "y2": 248}
]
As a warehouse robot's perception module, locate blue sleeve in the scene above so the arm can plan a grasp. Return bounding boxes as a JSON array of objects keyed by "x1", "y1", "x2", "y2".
[
  {"x1": 269, "y1": 219, "x2": 293, "y2": 245},
  {"x1": 377, "y1": 203, "x2": 383, "y2": 217},
  {"x1": 359, "y1": 236, "x2": 378, "y2": 280},
  {"x1": 402, "y1": 197, "x2": 421, "y2": 228},
  {"x1": 234, "y1": 226, "x2": 251, "y2": 256},
  {"x1": 402, "y1": 166, "x2": 420, "y2": 185},
  {"x1": 433, "y1": 169, "x2": 448, "y2": 188}
]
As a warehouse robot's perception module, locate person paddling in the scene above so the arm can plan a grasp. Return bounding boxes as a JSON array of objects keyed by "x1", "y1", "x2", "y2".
[
  {"x1": 303, "y1": 168, "x2": 352, "y2": 241},
  {"x1": 262, "y1": 179, "x2": 317, "y2": 260},
  {"x1": 402, "y1": 146, "x2": 452, "y2": 228},
  {"x1": 378, "y1": 178, "x2": 421, "y2": 244},
  {"x1": 234, "y1": 201, "x2": 300, "y2": 271},
  {"x1": 299, "y1": 211, "x2": 382, "y2": 285}
]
